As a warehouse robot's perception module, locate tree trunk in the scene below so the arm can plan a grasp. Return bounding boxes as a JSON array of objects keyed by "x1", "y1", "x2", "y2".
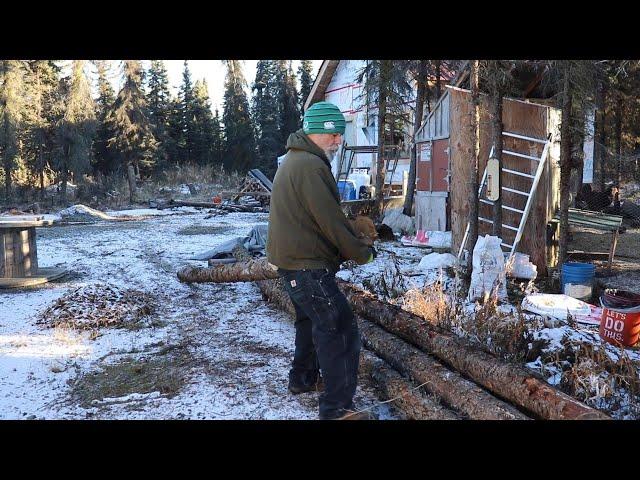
[
  {"x1": 38, "y1": 151, "x2": 45, "y2": 202},
  {"x1": 403, "y1": 61, "x2": 428, "y2": 216},
  {"x1": 594, "y1": 80, "x2": 606, "y2": 190},
  {"x1": 615, "y1": 93, "x2": 623, "y2": 186},
  {"x1": 491, "y1": 90, "x2": 503, "y2": 237},
  {"x1": 338, "y1": 281, "x2": 610, "y2": 420},
  {"x1": 373, "y1": 61, "x2": 390, "y2": 221},
  {"x1": 177, "y1": 258, "x2": 279, "y2": 284},
  {"x1": 60, "y1": 148, "x2": 68, "y2": 206},
  {"x1": 3, "y1": 162, "x2": 11, "y2": 201},
  {"x1": 359, "y1": 350, "x2": 461, "y2": 420},
  {"x1": 359, "y1": 317, "x2": 528, "y2": 420},
  {"x1": 467, "y1": 61, "x2": 481, "y2": 273},
  {"x1": 558, "y1": 71, "x2": 573, "y2": 268},
  {"x1": 127, "y1": 162, "x2": 137, "y2": 204}
]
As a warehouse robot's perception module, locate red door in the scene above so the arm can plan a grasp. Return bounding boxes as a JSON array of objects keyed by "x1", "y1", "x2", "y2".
[
  {"x1": 432, "y1": 139, "x2": 450, "y2": 192},
  {"x1": 416, "y1": 140, "x2": 449, "y2": 192},
  {"x1": 416, "y1": 142, "x2": 432, "y2": 191}
]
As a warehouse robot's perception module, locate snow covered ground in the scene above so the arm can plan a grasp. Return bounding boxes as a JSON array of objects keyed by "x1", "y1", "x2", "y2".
[
  {"x1": 3, "y1": 205, "x2": 638, "y2": 419},
  {"x1": 0, "y1": 207, "x2": 396, "y2": 420}
]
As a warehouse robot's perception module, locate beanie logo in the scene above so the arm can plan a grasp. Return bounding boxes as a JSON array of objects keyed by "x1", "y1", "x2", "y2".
[
  {"x1": 324, "y1": 121, "x2": 335, "y2": 129},
  {"x1": 303, "y1": 121, "x2": 309, "y2": 129}
]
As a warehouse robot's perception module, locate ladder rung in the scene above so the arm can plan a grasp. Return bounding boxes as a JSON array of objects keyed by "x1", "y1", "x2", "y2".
[
  {"x1": 503, "y1": 150, "x2": 541, "y2": 161},
  {"x1": 502, "y1": 205, "x2": 525, "y2": 214},
  {"x1": 503, "y1": 168, "x2": 535, "y2": 179},
  {"x1": 479, "y1": 217, "x2": 518, "y2": 232},
  {"x1": 501, "y1": 242, "x2": 513, "y2": 249},
  {"x1": 480, "y1": 199, "x2": 525, "y2": 215},
  {"x1": 502, "y1": 132, "x2": 548, "y2": 144},
  {"x1": 502, "y1": 186, "x2": 530, "y2": 197}
]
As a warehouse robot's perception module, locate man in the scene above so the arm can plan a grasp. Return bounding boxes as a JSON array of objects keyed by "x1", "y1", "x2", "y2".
[{"x1": 266, "y1": 101, "x2": 375, "y2": 420}]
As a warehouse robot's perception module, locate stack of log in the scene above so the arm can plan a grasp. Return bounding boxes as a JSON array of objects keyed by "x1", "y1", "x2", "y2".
[
  {"x1": 168, "y1": 198, "x2": 267, "y2": 213},
  {"x1": 176, "y1": 251, "x2": 610, "y2": 420}
]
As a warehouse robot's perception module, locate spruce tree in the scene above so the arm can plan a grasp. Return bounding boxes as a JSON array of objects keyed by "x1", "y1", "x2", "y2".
[
  {"x1": 93, "y1": 60, "x2": 118, "y2": 176},
  {"x1": 179, "y1": 60, "x2": 198, "y2": 164},
  {"x1": 54, "y1": 60, "x2": 97, "y2": 204},
  {"x1": 166, "y1": 95, "x2": 184, "y2": 165},
  {"x1": 276, "y1": 60, "x2": 301, "y2": 144},
  {"x1": 212, "y1": 108, "x2": 224, "y2": 167},
  {"x1": 23, "y1": 60, "x2": 60, "y2": 198},
  {"x1": 0, "y1": 60, "x2": 26, "y2": 200},
  {"x1": 106, "y1": 60, "x2": 157, "y2": 203},
  {"x1": 252, "y1": 60, "x2": 280, "y2": 177},
  {"x1": 297, "y1": 60, "x2": 314, "y2": 115},
  {"x1": 146, "y1": 60, "x2": 172, "y2": 170},
  {"x1": 222, "y1": 60, "x2": 256, "y2": 172},
  {"x1": 192, "y1": 79, "x2": 216, "y2": 166}
]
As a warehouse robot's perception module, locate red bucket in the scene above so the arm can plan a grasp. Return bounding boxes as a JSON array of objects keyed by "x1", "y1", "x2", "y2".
[{"x1": 599, "y1": 289, "x2": 640, "y2": 347}]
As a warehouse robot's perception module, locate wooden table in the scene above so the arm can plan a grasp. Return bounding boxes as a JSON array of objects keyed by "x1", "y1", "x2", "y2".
[{"x1": 0, "y1": 215, "x2": 67, "y2": 288}]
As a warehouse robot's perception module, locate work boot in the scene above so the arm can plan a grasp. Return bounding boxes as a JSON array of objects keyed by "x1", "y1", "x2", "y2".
[
  {"x1": 320, "y1": 408, "x2": 372, "y2": 420},
  {"x1": 288, "y1": 375, "x2": 324, "y2": 395}
]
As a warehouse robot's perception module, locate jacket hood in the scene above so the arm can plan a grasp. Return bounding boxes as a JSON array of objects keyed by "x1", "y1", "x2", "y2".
[{"x1": 285, "y1": 129, "x2": 331, "y2": 168}]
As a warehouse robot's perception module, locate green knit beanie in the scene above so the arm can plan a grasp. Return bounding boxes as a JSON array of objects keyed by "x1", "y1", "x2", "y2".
[{"x1": 303, "y1": 101, "x2": 346, "y2": 135}]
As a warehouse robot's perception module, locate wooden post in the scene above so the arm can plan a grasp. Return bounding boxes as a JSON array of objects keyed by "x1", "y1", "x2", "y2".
[{"x1": 608, "y1": 228, "x2": 619, "y2": 272}]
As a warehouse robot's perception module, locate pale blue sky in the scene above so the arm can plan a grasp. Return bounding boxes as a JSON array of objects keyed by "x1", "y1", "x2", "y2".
[{"x1": 88, "y1": 60, "x2": 322, "y2": 114}]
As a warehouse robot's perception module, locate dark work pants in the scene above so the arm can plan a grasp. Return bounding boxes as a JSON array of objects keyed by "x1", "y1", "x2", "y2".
[{"x1": 280, "y1": 268, "x2": 361, "y2": 420}]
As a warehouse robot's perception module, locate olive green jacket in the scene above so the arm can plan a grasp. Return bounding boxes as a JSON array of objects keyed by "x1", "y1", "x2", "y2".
[{"x1": 266, "y1": 129, "x2": 371, "y2": 271}]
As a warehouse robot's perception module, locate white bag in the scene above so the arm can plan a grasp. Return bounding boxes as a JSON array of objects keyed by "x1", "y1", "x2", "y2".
[
  {"x1": 508, "y1": 253, "x2": 538, "y2": 280},
  {"x1": 468, "y1": 235, "x2": 508, "y2": 301},
  {"x1": 417, "y1": 252, "x2": 457, "y2": 271}
]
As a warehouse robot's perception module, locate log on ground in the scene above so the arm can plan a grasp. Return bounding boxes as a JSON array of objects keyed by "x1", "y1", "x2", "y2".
[
  {"x1": 177, "y1": 258, "x2": 279, "y2": 284},
  {"x1": 359, "y1": 317, "x2": 529, "y2": 420},
  {"x1": 359, "y1": 350, "x2": 460, "y2": 420},
  {"x1": 339, "y1": 281, "x2": 610, "y2": 420}
]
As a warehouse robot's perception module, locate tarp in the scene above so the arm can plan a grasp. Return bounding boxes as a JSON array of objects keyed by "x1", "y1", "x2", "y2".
[{"x1": 189, "y1": 224, "x2": 268, "y2": 261}]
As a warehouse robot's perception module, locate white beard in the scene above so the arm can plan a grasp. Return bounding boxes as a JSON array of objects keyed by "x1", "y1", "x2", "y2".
[{"x1": 324, "y1": 149, "x2": 337, "y2": 162}]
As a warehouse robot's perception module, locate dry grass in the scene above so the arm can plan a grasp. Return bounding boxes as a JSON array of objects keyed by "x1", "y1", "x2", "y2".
[
  {"x1": 176, "y1": 225, "x2": 232, "y2": 236},
  {"x1": 401, "y1": 278, "x2": 543, "y2": 362},
  {"x1": 557, "y1": 342, "x2": 640, "y2": 417},
  {"x1": 68, "y1": 344, "x2": 195, "y2": 409}
]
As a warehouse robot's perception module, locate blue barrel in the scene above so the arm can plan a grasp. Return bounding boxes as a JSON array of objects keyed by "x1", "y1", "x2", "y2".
[
  {"x1": 337, "y1": 180, "x2": 356, "y2": 201},
  {"x1": 561, "y1": 262, "x2": 596, "y2": 300}
]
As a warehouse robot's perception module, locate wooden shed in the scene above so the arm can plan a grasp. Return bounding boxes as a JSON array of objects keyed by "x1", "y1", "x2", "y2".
[{"x1": 415, "y1": 85, "x2": 561, "y2": 275}]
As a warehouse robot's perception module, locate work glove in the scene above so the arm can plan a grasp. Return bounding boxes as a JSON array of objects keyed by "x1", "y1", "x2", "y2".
[{"x1": 366, "y1": 246, "x2": 377, "y2": 264}]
